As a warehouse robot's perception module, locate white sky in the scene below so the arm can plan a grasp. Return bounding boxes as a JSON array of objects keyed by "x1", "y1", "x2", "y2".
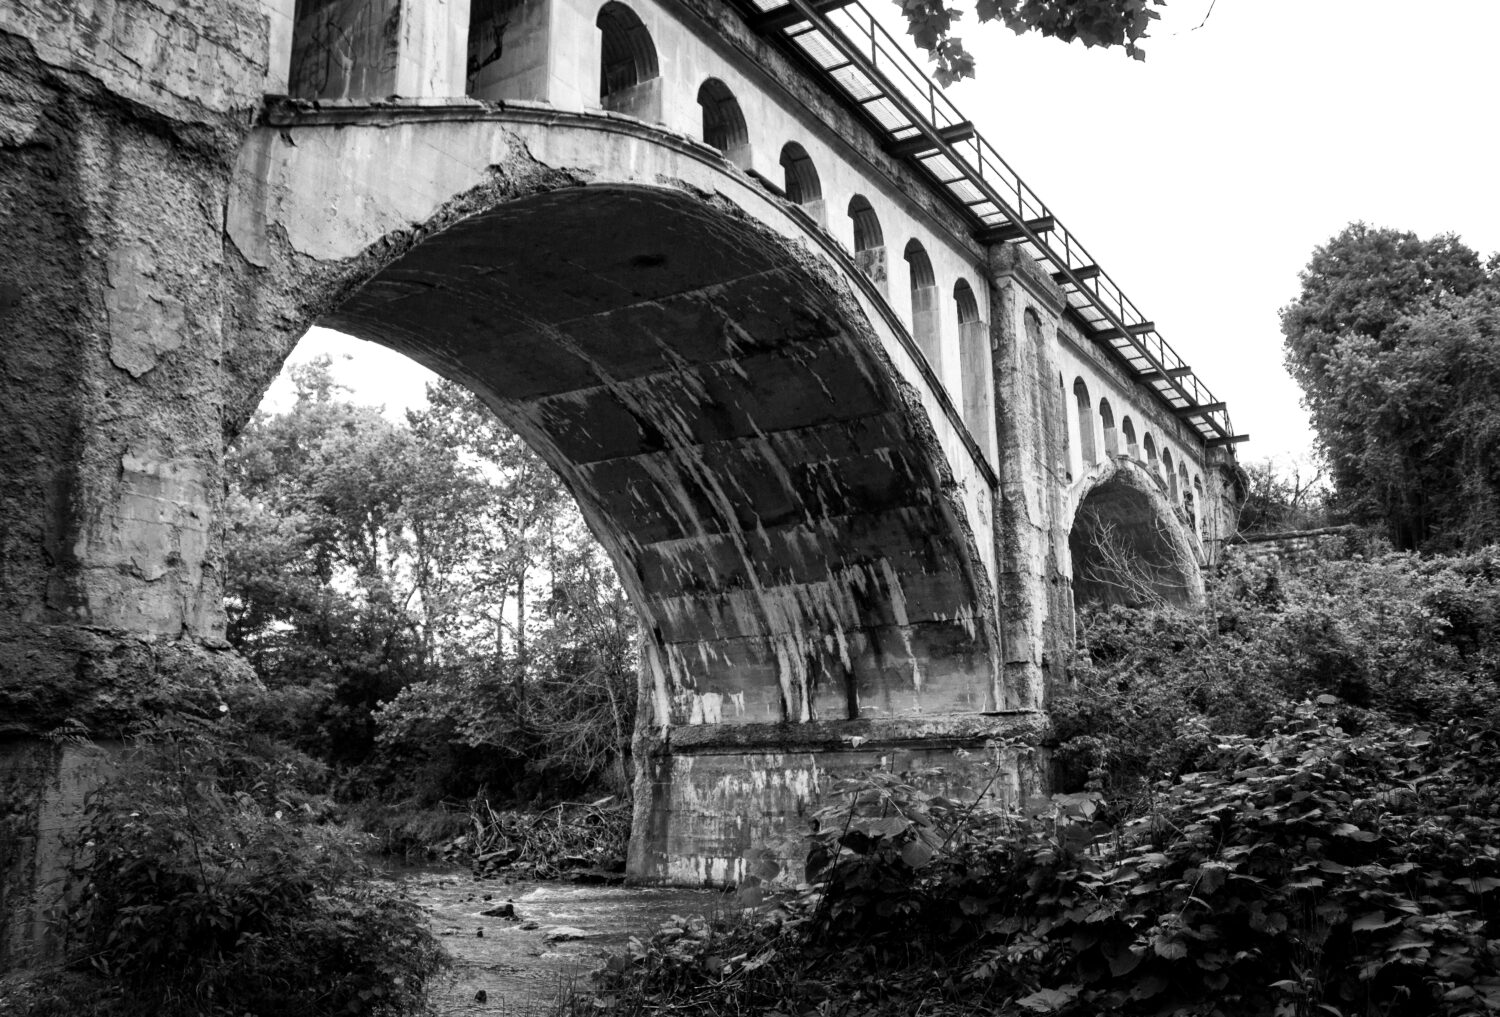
[{"x1": 274, "y1": 0, "x2": 1500, "y2": 464}]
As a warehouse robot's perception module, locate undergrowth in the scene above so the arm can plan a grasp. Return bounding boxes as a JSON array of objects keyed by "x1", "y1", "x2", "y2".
[
  {"x1": 581, "y1": 703, "x2": 1500, "y2": 1017},
  {"x1": 15, "y1": 716, "x2": 449, "y2": 1017}
]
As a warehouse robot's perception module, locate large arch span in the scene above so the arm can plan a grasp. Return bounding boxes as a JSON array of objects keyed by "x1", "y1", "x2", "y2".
[{"x1": 226, "y1": 105, "x2": 1011, "y2": 883}]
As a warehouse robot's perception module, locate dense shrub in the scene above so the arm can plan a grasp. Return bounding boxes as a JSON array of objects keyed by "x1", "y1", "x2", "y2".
[
  {"x1": 590, "y1": 705, "x2": 1500, "y2": 1016},
  {"x1": 584, "y1": 544, "x2": 1500, "y2": 1017},
  {"x1": 1055, "y1": 545, "x2": 1500, "y2": 806},
  {"x1": 55, "y1": 719, "x2": 448, "y2": 1017}
]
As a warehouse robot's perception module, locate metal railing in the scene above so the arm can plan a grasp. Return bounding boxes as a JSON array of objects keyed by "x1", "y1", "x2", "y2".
[{"x1": 735, "y1": 0, "x2": 1243, "y2": 446}]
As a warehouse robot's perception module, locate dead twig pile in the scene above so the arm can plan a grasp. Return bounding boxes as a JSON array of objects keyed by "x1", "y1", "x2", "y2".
[{"x1": 445, "y1": 794, "x2": 631, "y2": 880}]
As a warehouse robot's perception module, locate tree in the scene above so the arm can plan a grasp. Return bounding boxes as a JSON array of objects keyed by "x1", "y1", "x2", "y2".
[
  {"x1": 898, "y1": 0, "x2": 1167, "y2": 84},
  {"x1": 1234, "y1": 456, "x2": 1329, "y2": 535},
  {"x1": 1281, "y1": 223, "x2": 1497, "y2": 548},
  {"x1": 226, "y1": 359, "x2": 639, "y2": 801},
  {"x1": 225, "y1": 358, "x2": 495, "y2": 761},
  {"x1": 1321, "y1": 290, "x2": 1500, "y2": 550}
]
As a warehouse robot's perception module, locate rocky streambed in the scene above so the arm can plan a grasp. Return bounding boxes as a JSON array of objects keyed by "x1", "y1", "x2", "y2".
[{"x1": 397, "y1": 867, "x2": 725, "y2": 1016}]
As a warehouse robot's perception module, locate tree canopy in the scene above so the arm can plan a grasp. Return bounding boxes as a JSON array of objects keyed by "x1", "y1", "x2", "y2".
[
  {"x1": 1281, "y1": 223, "x2": 1500, "y2": 549},
  {"x1": 224, "y1": 358, "x2": 636, "y2": 801},
  {"x1": 898, "y1": 0, "x2": 1166, "y2": 84}
]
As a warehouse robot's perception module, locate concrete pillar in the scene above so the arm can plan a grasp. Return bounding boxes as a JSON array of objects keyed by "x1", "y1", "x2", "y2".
[
  {"x1": 959, "y1": 317, "x2": 994, "y2": 461},
  {"x1": 262, "y1": 0, "x2": 298, "y2": 94},
  {"x1": 0, "y1": 0, "x2": 265, "y2": 964},
  {"x1": 397, "y1": 0, "x2": 471, "y2": 99},
  {"x1": 988, "y1": 246, "x2": 1071, "y2": 708},
  {"x1": 549, "y1": 0, "x2": 600, "y2": 111},
  {"x1": 911, "y1": 284, "x2": 940, "y2": 373}
]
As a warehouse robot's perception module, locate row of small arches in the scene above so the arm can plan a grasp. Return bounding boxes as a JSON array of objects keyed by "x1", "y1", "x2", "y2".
[
  {"x1": 442, "y1": 1, "x2": 999, "y2": 451},
  {"x1": 590, "y1": 2, "x2": 993, "y2": 446},
  {"x1": 1066, "y1": 376, "x2": 1205, "y2": 535},
  {"x1": 301, "y1": 0, "x2": 986, "y2": 366}
]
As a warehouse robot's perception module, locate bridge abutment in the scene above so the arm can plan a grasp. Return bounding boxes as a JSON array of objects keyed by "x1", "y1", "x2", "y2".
[{"x1": 0, "y1": 0, "x2": 268, "y2": 964}]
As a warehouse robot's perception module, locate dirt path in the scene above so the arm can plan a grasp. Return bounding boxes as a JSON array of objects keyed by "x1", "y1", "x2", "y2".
[{"x1": 399, "y1": 868, "x2": 726, "y2": 1016}]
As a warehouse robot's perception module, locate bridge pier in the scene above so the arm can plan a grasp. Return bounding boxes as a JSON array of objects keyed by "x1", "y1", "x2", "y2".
[
  {"x1": 0, "y1": 0, "x2": 267, "y2": 965},
  {"x1": 990, "y1": 247, "x2": 1074, "y2": 698}
]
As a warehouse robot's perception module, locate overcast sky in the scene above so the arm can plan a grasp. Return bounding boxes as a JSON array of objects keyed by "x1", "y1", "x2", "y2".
[
  {"x1": 280, "y1": 0, "x2": 1500, "y2": 467},
  {"x1": 945, "y1": 0, "x2": 1500, "y2": 461}
]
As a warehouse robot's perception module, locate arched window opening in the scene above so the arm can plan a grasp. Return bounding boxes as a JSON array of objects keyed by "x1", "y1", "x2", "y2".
[
  {"x1": 780, "y1": 143, "x2": 822, "y2": 205},
  {"x1": 1073, "y1": 378, "x2": 1097, "y2": 466},
  {"x1": 1144, "y1": 433, "x2": 1158, "y2": 471},
  {"x1": 905, "y1": 240, "x2": 940, "y2": 369},
  {"x1": 957, "y1": 280, "x2": 990, "y2": 457},
  {"x1": 1193, "y1": 475, "x2": 1205, "y2": 536},
  {"x1": 1163, "y1": 449, "x2": 1178, "y2": 501},
  {"x1": 1099, "y1": 398, "x2": 1118, "y2": 456},
  {"x1": 849, "y1": 196, "x2": 883, "y2": 251},
  {"x1": 598, "y1": 2, "x2": 658, "y2": 111},
  {"x1": 1122, "y1": 416, "x2": 1138, "y2": 459},
  {"x1": 697, "y1": 78, "x2": 748, "y2": 162},
  {"x1": 1179, "y1": 462, "x2": 1192, "y2": 515},
  {"x1": 904, "y1": 239, "x2": 935, "y2": 289},
  {"x1": 848, "y1": 196, "x2": 886, "y2": 291},
  {"x1": 955, "y1": 280, "x2": 980, "y2": 324}
]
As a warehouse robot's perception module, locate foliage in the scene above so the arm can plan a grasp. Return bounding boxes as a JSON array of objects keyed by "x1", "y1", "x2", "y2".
[
  {"x1": 898, "y1": 0, "x2": 1166, "y2": 84},
  {"x1": 586, "y1": 705, "x2": 1500, "y2": 1017},
  {"x1": 226, "y1": 358, "x2": 492, "y2": 764},
  {"x1": 55, "y1": 718, "x2": 448, "y2": 1017},
  {"x1": 1281, "y1": 223, "x2": 1499, "y2": 549},
  {"x1": 225, "y1": 358, "x2": 637, "y2": 806},
  {"x1": 1236, "y1": 456, "x2": 1332, "y2": 535},
  {"x1": 1057, "y1": 544, "x2": 1500, "y2": 804}
]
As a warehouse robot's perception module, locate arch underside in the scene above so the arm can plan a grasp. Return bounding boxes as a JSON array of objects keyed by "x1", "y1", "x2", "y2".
[
  {"x1": 1069, "y1": 464, "x2": 1202, "y2": 612},
  {"x1": 320, "y1": 185, "x2": 998, "y2": 724}
]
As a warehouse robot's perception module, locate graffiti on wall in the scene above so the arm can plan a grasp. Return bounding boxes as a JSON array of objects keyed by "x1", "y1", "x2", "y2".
[{"x1": 289, "y1": 0, "x2": 401, "y2": 100}]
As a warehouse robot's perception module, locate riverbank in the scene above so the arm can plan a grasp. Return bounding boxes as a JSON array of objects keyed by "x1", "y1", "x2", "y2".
[{"x1": 398, "y1": 868, "x2": 724, "y2": 1016}]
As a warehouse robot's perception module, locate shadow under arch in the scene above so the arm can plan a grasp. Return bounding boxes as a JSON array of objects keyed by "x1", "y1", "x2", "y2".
[
  {"x1": 1066, "y1": 457, "x2": 1204, "y2": 613},
  {"x1": 229, "y1": 142, "x2": 1000, "y2": 726},
  {"x1": 225, "y1": 109, "x2": 1009, "y2": 885}
]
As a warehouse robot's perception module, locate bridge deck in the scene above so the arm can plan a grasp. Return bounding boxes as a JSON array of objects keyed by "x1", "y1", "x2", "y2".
[{"x1": 730, "y1": 0, "x2": 1245, "y2": 446}]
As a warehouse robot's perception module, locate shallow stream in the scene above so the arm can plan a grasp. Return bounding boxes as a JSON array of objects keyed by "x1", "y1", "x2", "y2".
[{"x1": 397, "y1": 867, "x2": 725, "y2": 1016}]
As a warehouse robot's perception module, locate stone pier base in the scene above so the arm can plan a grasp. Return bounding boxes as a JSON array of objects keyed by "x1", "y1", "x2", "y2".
[
  {"x1": 627, "y1": 715, "x2": 1046, "y2": 887},
  {"x1": 0, "y1": 738, "x2": 114, "y2": 971}
]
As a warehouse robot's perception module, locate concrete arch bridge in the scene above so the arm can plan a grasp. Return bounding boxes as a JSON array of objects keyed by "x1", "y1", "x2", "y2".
[{"x1": 0, "y1": 0, "x2": 1245, "y2": 951}]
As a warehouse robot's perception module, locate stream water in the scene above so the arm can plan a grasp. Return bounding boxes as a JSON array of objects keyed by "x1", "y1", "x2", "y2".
[{"x1": 397, "y1": 867, "x2": 726, "y2": 1016}]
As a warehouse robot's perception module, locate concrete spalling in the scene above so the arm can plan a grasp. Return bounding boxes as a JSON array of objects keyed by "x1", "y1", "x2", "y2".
[{"x1": 0, "y1": 0, "x2": 1242, "y2": 966}]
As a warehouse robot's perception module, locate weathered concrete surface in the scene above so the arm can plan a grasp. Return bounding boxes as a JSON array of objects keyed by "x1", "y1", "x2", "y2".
[
  {"x1": 0, "y1": 1, "x2": 264, "y2": 731},
  {"x1": 224, "y1": 107, "x2": 1005, "y2": 732},
  {"x1": 629, "y1": 714, "x2": 1044, "y2": 885},
  {"x1": 0, "y1": 740, "x2": 113, "y2": 970},
  {"x1": 990, "y1": 245, "x2": 1073, "y2": 700},
  {"x1": 0, "y1": 0, "x2": 267, "y2": 960}
]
